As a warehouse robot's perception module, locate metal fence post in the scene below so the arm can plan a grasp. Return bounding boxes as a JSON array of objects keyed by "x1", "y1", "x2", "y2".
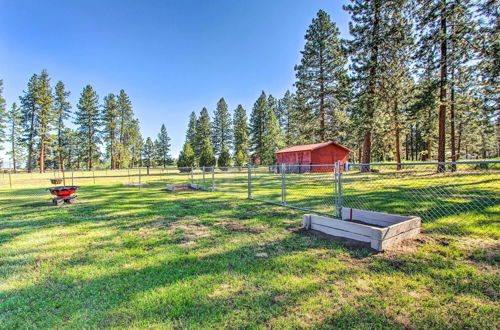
[
  {"x1": 139, "y1": 167, "x2": 141, "y2": 190},
  {"x1": 93, "y1": 170, "x2": 96, "y2": 184},
  {"x1": 211, "y1": 166, "x2": 215, "y2": 192},
  {"x1": 281, "y1": 163, "x2": 286, "y2": 205},
  {"x1": 71, "y1": 169, "x2": 74, "y2": 186},
  {"x1": 8, "y1": 171, "x2": 12, "y2": 189},
  {"x1": 247, "y1": 164, "x2": 252, "y2": 199},
  {"x1": 202, "y1": 166, "x2": 206, "y2": 190},
  {"x1": 336, "y1": 160, "x2": 343, "y2": 219},
  {"x1": 191, "y1": 167, "x2": 194, "y2": 184}
]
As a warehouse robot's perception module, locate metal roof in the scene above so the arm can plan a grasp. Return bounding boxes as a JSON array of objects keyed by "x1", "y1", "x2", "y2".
[{"x1": 275, "y1": 141, "x2": 350, "y2": 153}]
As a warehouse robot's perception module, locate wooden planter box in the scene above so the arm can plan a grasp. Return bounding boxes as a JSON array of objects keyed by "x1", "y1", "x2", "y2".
[
  {"x1": 303, "y1": 208, "x2": 421, "y2": 251},
  {"x1": 166, "y1": 183, "x2": 199, "y2": 191}
]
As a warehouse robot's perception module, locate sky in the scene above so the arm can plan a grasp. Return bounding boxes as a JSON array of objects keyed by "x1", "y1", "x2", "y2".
[{"x1": 0, "y1": 0, "x2": 351, "y2": 163}]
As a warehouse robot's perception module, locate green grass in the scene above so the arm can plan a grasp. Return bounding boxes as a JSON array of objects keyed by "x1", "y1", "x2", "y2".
[{"x1": 0, "y1": 172, "x2": 499, "y2": 328}]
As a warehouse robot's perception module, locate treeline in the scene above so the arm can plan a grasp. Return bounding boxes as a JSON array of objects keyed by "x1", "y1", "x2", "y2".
[
  {"x1": 0, "y1": 72, "x2": 172, "y2": 172},
  {"x1": 179, "y1": 0, "x2": 498, "y2": 170}
]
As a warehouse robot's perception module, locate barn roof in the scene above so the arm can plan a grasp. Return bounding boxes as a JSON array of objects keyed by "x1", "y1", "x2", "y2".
[{"x1": 275, "y1": 141, "x2": 350, "y2": 153}]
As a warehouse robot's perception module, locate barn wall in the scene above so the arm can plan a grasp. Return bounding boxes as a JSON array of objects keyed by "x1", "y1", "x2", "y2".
[
  {"x1": 311, "y1": 144, "x2": 349, "y2": 172},
  {"x1": 276, "y1": 144, "x2": 349, "y2": 173}
]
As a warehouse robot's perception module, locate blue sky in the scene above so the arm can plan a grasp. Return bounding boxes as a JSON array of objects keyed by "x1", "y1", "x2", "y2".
[{"x1": 0, "y1": 0, "x2": 350, "y2": 161}]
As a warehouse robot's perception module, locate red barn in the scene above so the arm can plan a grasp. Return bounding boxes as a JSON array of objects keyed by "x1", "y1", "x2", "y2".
[{"x1": 275, "y1": 141, "x2": 350, "y2": 172}]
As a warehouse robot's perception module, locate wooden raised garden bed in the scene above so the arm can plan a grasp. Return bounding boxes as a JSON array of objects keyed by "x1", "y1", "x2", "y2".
[{"x1": 303, "y1": 208, "x2": 421, "y2": 251}]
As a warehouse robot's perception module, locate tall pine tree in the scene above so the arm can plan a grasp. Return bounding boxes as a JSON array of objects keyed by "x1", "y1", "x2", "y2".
[
  {"x1": 156, "y1": 124, "x2": 172, "y2": 167},
  {"x1": 20, "y1": 74, "x2": 39, "y2": 172},
  {"x1": 7, "y1": 102, "x2": 24, "y2": 171},
  {"x1": 186, "y1": 111, "x2": 197, "y2": 146},
  {"x1": 36, "y1": 70, "x2": 55, "y2": 173},
  {"x1": 54, "y1": 81, "x2": 71, "y2": 171},
  {"x1": 116, "y1": 89, "x2": 134, "y2": 168},
  {"x1": 233, "y1": 104, "x2": 249, "y2": 165},
  {"x1": 211, "y1": 97, "x2": 232, "y2": 155},
  {"x1": 194, "y1": 107, "x2": 212, "y2": 159},
  {"x1": 345, "y1": 0, "x2": 384, "y2": 171},
  {"x1": 74, "y1": 85, "x2": 100, "y2": 170},
  {"x1": 102, "y1": 93, "x2": 119, "y2": 169},
  {"x1": 295, "y1": 9, "x2": 349, "y2": 142}
]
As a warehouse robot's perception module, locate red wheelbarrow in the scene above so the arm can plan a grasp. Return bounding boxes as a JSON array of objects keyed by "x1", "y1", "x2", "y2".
[{"x1": 48, "y1": 186, "x2": 79, "y2": 206}]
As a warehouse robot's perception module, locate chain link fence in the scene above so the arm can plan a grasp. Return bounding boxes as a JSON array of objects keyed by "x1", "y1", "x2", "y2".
[{"x1": 1, "y1": 160, "x2": 498, "y2": 238}]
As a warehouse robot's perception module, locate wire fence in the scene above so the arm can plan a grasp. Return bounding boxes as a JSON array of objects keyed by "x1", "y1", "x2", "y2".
[{"x1": 1, "y1": 160, "x2": 498, "y2": 238}]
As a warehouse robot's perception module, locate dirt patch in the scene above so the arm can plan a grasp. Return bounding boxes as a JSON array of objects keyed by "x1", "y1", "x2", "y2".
[
  {"x1": 169, "y1": 221, "x2": 211, "y2": 244},
  {"x1": 218, "y1": 221, "x2": 265, "y2": 233}
]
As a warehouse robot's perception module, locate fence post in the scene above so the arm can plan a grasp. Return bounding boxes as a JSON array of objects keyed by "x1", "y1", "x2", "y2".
[
  {"x1": 8, "y1": 171, "x2": 12, "y2": 189},
  {"x1": 281, "y1": 163, "x2": 286, "y2": 205},
  {"x1": 336, "y1": 160, "x2": 343, "y2": 219},
  {"x1": 202, "y1": 167, "x2": 206, "y2": 190},
  {"x1": 93, "y1": 170, "x2": 96, "y2": 184},
  {"x1": 139, "y1": 167, "x2": 141, "y2": 190},
  {"x1": 211, "y1": 166, "x2": 215, "y2": 192},
  {"x1": 191, "y1": 167, "x2": 194, "y2": 184},
  {"x1": 71, "y1": 169, "x2": 74, "y2": 186},
  {"x1": 247, "y1": 164, "x2": 252, "y2": 199}
]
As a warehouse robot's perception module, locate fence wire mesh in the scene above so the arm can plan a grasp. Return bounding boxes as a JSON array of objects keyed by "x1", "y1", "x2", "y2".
[{"x1": 1, "y1": 161, "x2": 498, "y2": 238}]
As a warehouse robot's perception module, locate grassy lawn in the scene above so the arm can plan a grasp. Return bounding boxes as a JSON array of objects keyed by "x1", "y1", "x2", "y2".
[{"x1": 0, "y1": 171, "x2": 499, "y2": 328}]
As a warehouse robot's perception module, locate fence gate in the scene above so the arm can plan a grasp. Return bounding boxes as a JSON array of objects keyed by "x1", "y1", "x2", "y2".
[{"x1": 248, "y1": 163, "x2": 341, "y2": 217}]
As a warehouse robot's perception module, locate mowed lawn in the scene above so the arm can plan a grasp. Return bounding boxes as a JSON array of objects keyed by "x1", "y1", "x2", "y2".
[{"x1": 0, "y1": 175, "x2": 499, "y2": 328}]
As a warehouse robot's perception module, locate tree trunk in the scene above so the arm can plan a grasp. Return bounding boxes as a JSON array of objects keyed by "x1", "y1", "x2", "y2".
[
  {"x1": 319, "y1": 48, "x2": 325, "y2": 142},
  {"x1": 11, "y1": 139, "x2": 17, "y2": 173},
  {"x1": 405, "y1": 133, "x2": 409, "y2": 161},
  {"x1": 437, "y1": 0, "x2": 447, "y2": 173},
  {"x1": 449, "y1": 16, "x2": 457, "y2": 172},
  {"x1": 394, "y1": 100, "x2": 402, "y2": 170},
  {"x1": 89, "y1": 144, "x2": 93, "y2": 170},
  {"x1": 27, "y1": 107, "x2": 36, "y2": 173},
  {"x1": 39, "y1": 131, "x2": 45, "y2": 173},
  {"x1": 457, "y1": 121, "x2": 462, "y2": 159},
  {"x1": 361, "y1": 1, "x2": 380, "y2": 172},
  {"x1": 410, "y1": 126, "x2": 414, "y2": 161}
]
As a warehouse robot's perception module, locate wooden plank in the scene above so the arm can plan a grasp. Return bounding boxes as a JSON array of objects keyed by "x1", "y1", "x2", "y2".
[
  {"x1": 372, "y1": 217, "x2": 421, "y2": 240},
  {"x1": 310, "y1": 223, "x2": 372, "y2": 243},
  {"x1": 310, "y1": 215, "x2": 373, "y2": 237},
  {"x1": 370, "y1": 227, "x2": 421, "y2": 251},
  {"x1": 341, "y1": 208, "x2": 409, "y2": 224},
  {"x1": 302, "y1": 214, "x2": 311, "y2": 229}
]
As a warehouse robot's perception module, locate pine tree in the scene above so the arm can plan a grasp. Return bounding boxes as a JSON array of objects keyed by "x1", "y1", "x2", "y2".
[
  {"x1": 199, "y1": 137, "x2": 216, "y2": 167},
  {"x1": 102, "y1": 93, "x2": 119, "y2": 169},
  {"x1": 194, "y1": 107, "x2": 212, "y2": 158},
  {"x1": 20, "y1": 74, "x2": 39, "y2": 172},
  {"x1": 261, "y1": 108, "x2": 284, "y2": 164},
  {"x1": 0, "y1": 80, "x2": 6, "y2": 147},
  {"x1": 7, "y1": 102, "x2": 24, "y2": 171},
  {"x1": 211, "y1": 97, "x2": 232, "y2": 155},
  {"x1": 156, "y1": 124, "x2": 172, "y2": 167},
  {"x1": 74, "y1": 85, "x2": 100, "y2": 170},
  {"x1": 344, "y1": 0, "x2": 384, "y2": 171},
  {"x1": 233, "y1": 104, "x2": 249, "y2": 164},
  {"x1": 186, "y1": 111, "x2": 197, "y2": 145},
  {"x1": 143, "y1": 137, "x2": 154, "y2": 170},
  {"x1": 36, "y1": 70, "x2": 55, "y2": 173},
  {"x1": 475, "y1": 1, "x2": 498, "y2": 157},
  {"x1": 278, "y1": 90, "x2": 300, "y2": 146},
  {"x1": 177, "y1": 142, "x2": 195, "y2": 170},
  {"x1": 116, "y1": 89, "x2": 134, "y2": 168},
  {"x1": 217, "y1": 144, "x2": 230, "y2": 168},
  {"x1": 53, "y1": 81, "x2": 71, "y2": 172},
  {"x1": 295, "y1": 9, "x2": 349, "y2": 142},
  {"x1": 378, "y1": 0, "x2": 414, "y2": 168},
  {"x1": 250, "y1": 91, "x2": 268, "y2": 162},
  {"x1": 234, "y1": 149, "x2": 246, "y2": 167},
  {"x1": 128, "y1": 119, "x2": 142, "y2": 168}
]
